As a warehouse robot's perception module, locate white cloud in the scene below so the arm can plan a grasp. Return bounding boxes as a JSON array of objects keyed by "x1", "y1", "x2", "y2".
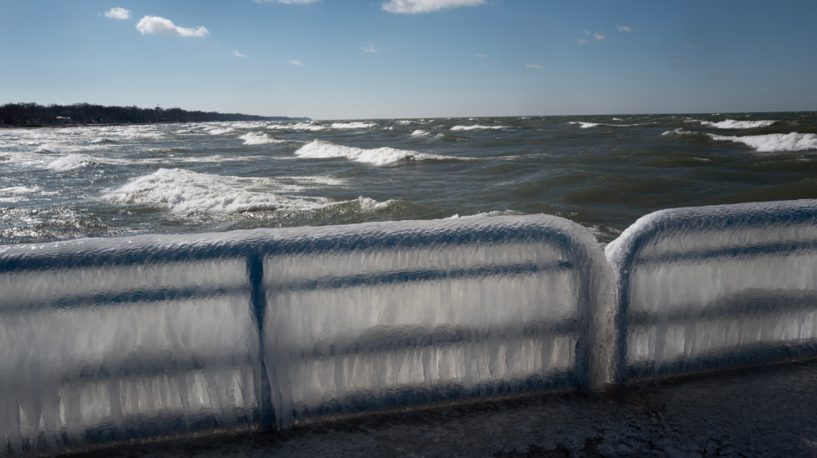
[
  {"x1": 594, "y1": 33, "x2": 605, "y2": 41},
  {"x1": 289, "y1": 60, "x2": 303, "y2": 66},
  {"x1": 232, "y1": 50, "x2": 246, "y2": 57},
  {"x1": 360, "y1": 43, "x2": 378, "y2": 53},
  {"x1": 382, "y1": 0, "x2": 485, "y2": 14},
  {"x1": 476, "y1": 54, "x2": 486, "y2": 58},
  {"x1": 525, "y1": 64, "x2": 542, "y2": 69},
  {"x1": 135, "y1": 16, "x2": 209, "y2": 38},
  {"x1": 578, "y1": 29, "x2": 604, "y2": 45},
  {"x1": 617, "y1": 25, "x2": 632, "y2": 32},
  {"x1": 103, "y1": 7, "x2": 131, "y2": 20},
  {"x1": 583, "y1": 29, "x2": 591, "y2": 36},
  {"x1": 577, "y1": 38, "x2": 589, "y2": 45}
]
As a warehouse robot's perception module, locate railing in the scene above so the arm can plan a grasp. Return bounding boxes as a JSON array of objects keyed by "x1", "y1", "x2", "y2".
[
  {"x1": 605, "y1": 199, "x2": 817, "y2": 382},
  {"x1": 0, "y1": 215, "x2": 613, "y2": 455},
  {"x1": 3, "y1": 200, "x2": 817, "y2": 456}
]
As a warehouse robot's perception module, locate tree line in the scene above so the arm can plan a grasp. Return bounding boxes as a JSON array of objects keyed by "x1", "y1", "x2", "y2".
[{"x1": 0, "y1": 103, "x2": 309, "y2": 126}]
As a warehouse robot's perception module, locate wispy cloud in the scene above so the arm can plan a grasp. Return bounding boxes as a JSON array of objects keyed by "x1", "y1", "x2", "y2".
[
  {"x1": 232, "y1": 50, "x2": 246, "y2": 57},
  {"x1": 617, "y1": 25, "x2": 632, "y2": 32},
  {"x1": 289, "y1": 60, "x2": 303, "y2": 66},
  {"x1": 476, "y1": 54, "x2": 486, "y2": 58},
  {"x1": 578, "y1": 29, "x2": 604, "y2": 45},
  {"x1": 135, "y1": 16, "x2": 209, "y2": 37},
  {"x1": 525, "y1": 64, "x2": 542, "y2": 69},
  {"x1": 360, "y1": 43, "x2": 378, "y2": 53},
  {"x1": 103, "y1": 7, "x2": 131, "y2": 20},
  {"x1": 382, "y1": 0, "x2": 485, "y2": 14}
]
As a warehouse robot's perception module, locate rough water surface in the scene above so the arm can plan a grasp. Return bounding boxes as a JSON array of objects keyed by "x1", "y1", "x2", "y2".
[{"x1": 2, "y1": 112, "x2": 816, "y2": 245}]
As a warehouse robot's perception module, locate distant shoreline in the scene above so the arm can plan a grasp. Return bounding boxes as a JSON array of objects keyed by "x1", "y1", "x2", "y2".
[{"x1": 0, "y1": 120, "x2": 307, "y2": 129}]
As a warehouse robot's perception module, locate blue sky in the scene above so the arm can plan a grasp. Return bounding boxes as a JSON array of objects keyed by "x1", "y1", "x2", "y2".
[{"x1": 1, "y1": 0, "x2": 815, "y2": 119}]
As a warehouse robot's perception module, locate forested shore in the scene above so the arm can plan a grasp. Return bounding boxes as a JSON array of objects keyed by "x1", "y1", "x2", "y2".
[{"x1": 0, "y1": 103, "x2": 309, "y2": 127}]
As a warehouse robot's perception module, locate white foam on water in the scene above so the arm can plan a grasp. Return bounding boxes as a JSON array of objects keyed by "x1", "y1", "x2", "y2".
[
  {"x1": 411, "y1": 130, "x2": 432, "y2": 137},
  {"x1": 102, "y1": 168, "x2": 334, "y2": 213},
  {"x1": 239, "y1": 132, "x2": 285, "y2": 145},
  {"x1": 396, "y1": 120, "x2": 414, "y2": 125},
  {"x1": 330, "y1": 122, "x2": 377, "y2": 129},
  {"x1": 571, "y1": 121, "x2": 638, "y2": 129},
  {"x1": 612, "y1": 118, "x2": 623, "y2": 121},
  {"x1": 267, "y1": 122, "x2": 326, "y2": 132},
  {"x1": 662, "y1": 128, "x2": 698, "y2": 136},
  {"x1": 708, "y1": 132, "x2": 817, "y2": 152},
  {"x1": 207, "y1": 127, "x2": 235, "y2": 135},
  {"x1": 46, "y1": 153, "x2": 102, "y2": 171},
  {"x1": 450, "y1": 125, "x2": 509, "y2": 131},
  {"x1": 294, "y1": 140, "x2": 452, "y2": 166},
  {"x1": 700, "y1": 119, "x2": 776, "y2": 129}
]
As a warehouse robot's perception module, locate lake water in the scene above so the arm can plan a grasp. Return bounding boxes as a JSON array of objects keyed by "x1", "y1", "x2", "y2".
[{"x1": 2, "y1": 112, "x2": 816, "y2": 246}]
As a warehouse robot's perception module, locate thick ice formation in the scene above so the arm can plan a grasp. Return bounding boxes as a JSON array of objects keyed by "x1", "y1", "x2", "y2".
[
  {"x1": 606, "y1": 199, "x2": 817, "y2": 381},
  {"x1": 0, "y1": 215, "x2": 613, "y2": 453},
  {"x1": 259, "y1": 217, "x2": 614, "y2": 428},
  {"x1": 0, "y1": 234, "x2": 265, "y2": 456}
]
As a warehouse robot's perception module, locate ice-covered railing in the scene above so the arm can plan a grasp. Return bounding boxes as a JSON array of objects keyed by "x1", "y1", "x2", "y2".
[
  {"x1": 0, "y1": 234, "x2": 268, "y2": 456},
  {"x1": 258, "y1": 217, "x2": 614, "y2": 428},
  {"x1": 606, "y1": 200, "x2": 817, "y2": 382},
  {"x1": 0, "y1": 215, "x2": 614, "y2": 455}
]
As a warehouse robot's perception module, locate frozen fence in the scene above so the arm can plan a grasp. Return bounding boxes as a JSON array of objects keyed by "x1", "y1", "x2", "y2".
[
  {"x1": 0, "y1": 215, "x2": 613, "y2": 454},
  {"x1": 606, "y1": 200, "x2": 817, "y2": 382}
]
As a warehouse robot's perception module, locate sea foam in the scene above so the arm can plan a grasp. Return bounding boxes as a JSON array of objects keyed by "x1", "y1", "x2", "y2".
[
  {"x1": 700, "y1": 119, "x2": 776, "y2": 129},
  {"x1": 708, "y1": 132, "x2": 817, "y2": 152},
  {"x1": 103, "y1": 168, "x2": 331, "y2": 213},
  {"x1": 294, "y1": 140, "x2": 450, "y2": 166},
  {"x1": 450, "y1": 125, "x2": 509, "y2": 131},
  {"x1": 240, "y1": 132, "x2": 285, "y2": 145},
  {"x1": 331, "y1": 122, "x2": 377, "y2": 129}
]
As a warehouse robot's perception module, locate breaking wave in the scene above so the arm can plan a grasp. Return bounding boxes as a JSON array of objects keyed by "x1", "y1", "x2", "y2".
[
  {"x1": 102, "y1": 168, "x2": 333, "y2": 214},
  {"x1": 47, "y1": 154, "x2": 101, "y2": 171},
  {"x1": 450, "y1": 125, "x2": 509, "y2": 131},
  {"x1": 294, "y1": 140, "x2": 453, "y2": 166},
  {"x1": 240, "y1": 132, "x2": 285, "y2": 145},
  {"x1": 699, "y1": 119, "x2": 776, "y2": 129},
  {"x1": 708, "y1": 132, "x2": 817, "y2": 152},
  {"x1": 331, "y1": 122, "x2": 377, "y2": 129}
]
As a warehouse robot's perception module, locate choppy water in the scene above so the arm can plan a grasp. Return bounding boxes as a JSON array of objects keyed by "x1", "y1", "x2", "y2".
[{"x1": 2, "y1": 112, "x2": 816, "y2": 245}]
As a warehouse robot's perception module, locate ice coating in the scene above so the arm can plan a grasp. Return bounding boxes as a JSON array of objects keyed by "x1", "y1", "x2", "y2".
[
  {"x1": 260, "y1": 216, "x2": 615, "y2": 428},
  {"x1": 0, "y1": 215, "x2": 614, "y2": 452},
  {"x1": 606, "y1": 199, "x2": 817, "y2": 382},
  {"x1": 0, "y1": 233, "x2": 265, "y2": 456}
]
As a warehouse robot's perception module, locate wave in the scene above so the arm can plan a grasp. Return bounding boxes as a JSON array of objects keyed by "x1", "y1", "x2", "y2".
[
  {"x1": 450, "y1": 125, "x2": 509, "y2": 131},
  {"x1": 331, "y1": 122, "x2": 377, "y2": 129},
  {"x1": 708, "y1": 132, "x2": 817, "y2": 152},
  {"x1": 207, "y1": 127, "x2": 235, "y2": 135},
  {"x1": 444, "y1": 210, "x2": 524, "y2": 219},
  {"x1": 102, "y1": 168, "x2": 334, "y2": 214},
  {"x1": 267, "y1": 122, "x2": 326, "y2": 132},
  {"x1": 239, "y1": 132, "x2": 285, "y2": 145},
  {"x1": 570, "y1": 121, "x2": 639, "y2": 129},
  {"x1": 0, "y1": 185, "x2": 40, "y2": 195},
  {"x1": 47, "y1": 154, "x2": 101, "y2": 171},
  {"x1": 294, "y1": 140, "x2": 453, "y2": 166},
  {"x1": 699, "y1": 119, "x2": 776, "y2": 129},
  {"x1": 411, "y1": 130, "x2": 432, "y2": 137}
]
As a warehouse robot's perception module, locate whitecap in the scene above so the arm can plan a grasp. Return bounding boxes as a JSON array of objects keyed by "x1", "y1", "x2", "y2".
[
  {"x1": 411, "y1": 130, "x2": 432, "y2": 137},
  {"x1": 240, "y1": 132, "x2": 285, "y2": 145},
  {"x1": 47, "y1": 154, "x2": 100, "y2": 171},
  {"x1": 331, "y1": 122, "x2": 377, "y2": 129},
  {"x1": 700, "y1": 119, "x2": 776, "y2": 129},
  {"x1": 294, "y1": 140, "x2": 452, "y2": 166},
  {"x1": 267, "y1": 122, "x2": 326, "y2": 132},
  {"x1": 102, "y1": 168, "x2": 332, "y2": 213},
  {"x1": 207, "y1": 127, "x2": 235, "y2": 135},
  {"x1": 708, "y1": 132, "x2": 817, "y2": 152},
  {"x1": 612, "y1": 118, "x2": 623, "y2": 121},
  {"x1": 450, "y1": 125, "x2": 509, "y2": 131},
  {"x1": 570, "y1": 122, "x2": 600, "y2": 129}
]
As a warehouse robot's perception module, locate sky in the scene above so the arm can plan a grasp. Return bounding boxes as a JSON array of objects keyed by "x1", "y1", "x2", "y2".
[{"x1": 1, "y1": 0, "x2": 816, "y2": 119}]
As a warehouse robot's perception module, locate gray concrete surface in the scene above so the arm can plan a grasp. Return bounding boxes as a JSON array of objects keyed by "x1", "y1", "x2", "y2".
[{"x1": 66, "y1": 360, "x2": 817, "y2": 458}]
